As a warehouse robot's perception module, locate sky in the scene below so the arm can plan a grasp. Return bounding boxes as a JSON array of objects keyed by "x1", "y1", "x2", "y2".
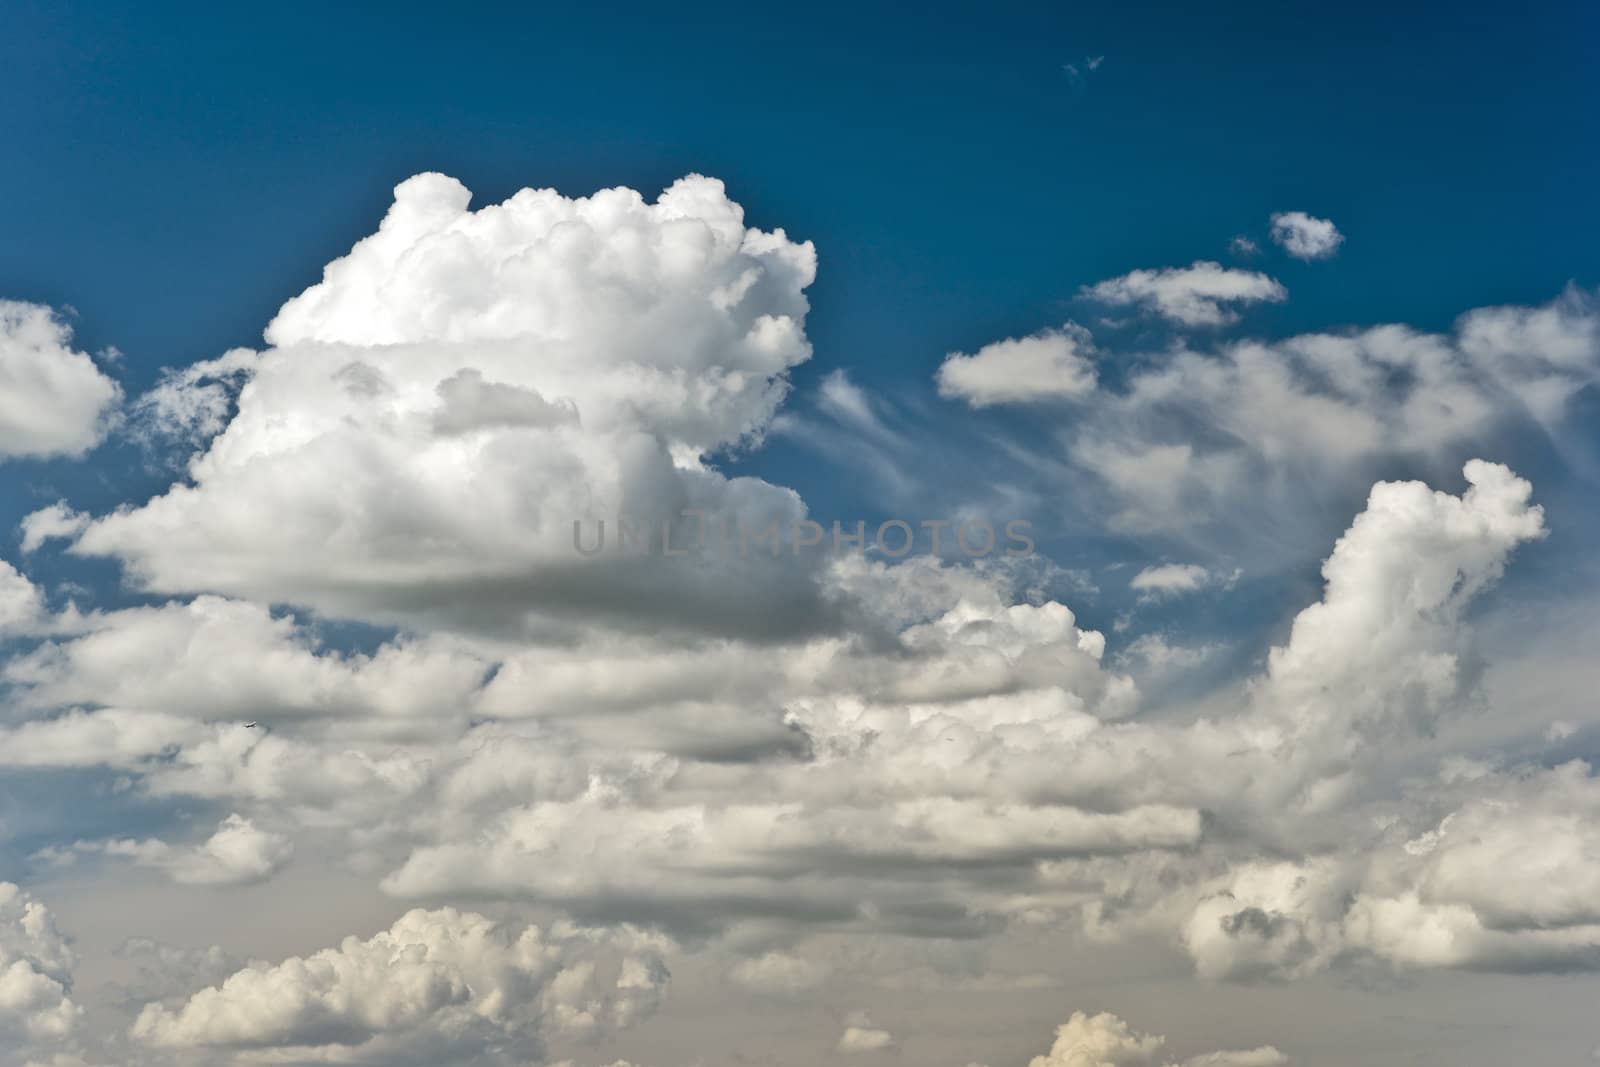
[{"x1": 3, "y1": 2, "x2": 1600, "y2": 1065}]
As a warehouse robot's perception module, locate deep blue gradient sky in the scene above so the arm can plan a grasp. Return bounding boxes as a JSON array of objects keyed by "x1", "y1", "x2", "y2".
[{"x1": 4, "y1": 0, "x2": 1599, "y2": 620}]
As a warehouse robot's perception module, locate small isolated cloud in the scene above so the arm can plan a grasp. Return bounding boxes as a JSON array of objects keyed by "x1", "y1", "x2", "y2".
[
  {"x1": 1130, "y1": 563, "x2": 1211, "y2": 597},
  {"x1": 1081, "y1": 262, "x2": 1287, "y2": 326},
  {"x1": 1229, "y1": 236, "x2": 1259, "y2": 256},
  {"x1": 0, "y1": 300, "x2": 122, "y2": 460},
  {"x1": 937, "y1": 325, "x2": 1098, "y2": 407},
  {"x1": 1269, "y1": 212, "x2": 1344, "y2": 261},
  {"x1": 1062, "y1": 55, "x2": 1106, "y2": 90},
  {"x1": 838, "y1": 1011, "x2": 895, "y2": 1053}
]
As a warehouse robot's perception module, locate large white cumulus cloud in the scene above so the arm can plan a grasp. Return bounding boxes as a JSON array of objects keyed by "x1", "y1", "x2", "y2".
[
  {"x1": 71, "y1": 173, "x2": 821, "y2": 638},
  {"x1": 0, "y1": 301, "x2": 121, "y2": 461},
  {"x1": 130, "y1": 907, "x2": 668, "y2": 1064}
]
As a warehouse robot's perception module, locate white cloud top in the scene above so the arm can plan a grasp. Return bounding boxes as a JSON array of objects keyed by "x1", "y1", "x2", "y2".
[
  {"x1": 0, "y1": 301, "x2": 121, "y2": 460},
  {"x1": 937, "y1": 326, "x2": 1099, "y2": 406},
  {"x1": 0, "y1": 884, "x2": 80, "y2": 1047},
  {"x1": 1269, "y1": 211, "x2": 1344, "y2": 261},
  {"x1": 131, "y1": 907, "x2": 667, "y2": 1061},
  {"x1": 70, "y1": 173, "x2": 820, "y2": 639},
  {"x1": 1081, "y1": 261, "x2": 1286, "y2": 326}
]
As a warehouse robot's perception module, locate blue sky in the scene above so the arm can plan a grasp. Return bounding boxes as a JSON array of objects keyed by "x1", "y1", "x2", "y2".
[
  {"x1": 6, "y1": 5, "x2": 1600, "y2": 1066},
  {"x1": 6, "y1": 0, "x2": 1598, "y2": 620},
  {"x1": 6, "y1": 0, "x2": 1596, "y2": 387}
]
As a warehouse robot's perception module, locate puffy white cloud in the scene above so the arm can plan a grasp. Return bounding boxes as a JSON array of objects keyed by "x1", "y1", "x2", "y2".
[
  {"x1": 937, "y1": 326, "x2": 1099, "y2": 407},
  {"x1": 1175, "y1": 760, "x2": 1600, "y2": 978},
  {"x1": 1028, "y1": 1011, "x2": 1163, "y2": 1067},
  {"x1": 3, "y1": 595, "x2": 490, "y2": 740},
  {"x1": 71, "y1": 172, "x2": 821, "y2": 640},
  {"x1": 11, "y1": 165, "x2": 1600, "y2": 1067},
  {"x1": 130, "y1": 907, "x2": 668, "y2": 1063},
  {"x1": 0, "y1": 301, "x2": 121, "y2": 460},
  {"x1": 1128, "y1": 563, "x2": 1210, "y2": 599},
  {"x1": 1023, "y1": 1011, "x2": 1285, "y2": 1067},
  {"x1": 17, "y1": 505, "x2": 89, "y2": 555},
  {"x1": 0, "y1": 560, "x2": 45, "y2": 635},
  {"x1": 1455, "y1": 284, "x2": 1600, "y2": 424},
  {"x1": 1080, "y1": 262, "x2": 1286, "y2": 326},
  {"x1": 1260, "y1": 460, "x2": 1545, "y2": 745},
  {"x1": 837, "y1": 1012, "x2": 894, "y2": 1053},
  {"x1": 1024, "y1": 289, "x2": 1600, "y2": 537},
  {"x1": 1268, "y1": 212, "x2": 1343, "y2": 261},
  {"x1": 52, "y1": 814, "x2": 293, "y2": 887},
  {"x1": 0, "y1": 884, "x2": 80, "y2": 1046}
]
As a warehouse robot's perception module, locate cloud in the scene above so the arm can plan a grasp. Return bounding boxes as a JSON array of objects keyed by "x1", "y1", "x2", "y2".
[
  {"x1": 1080, "y1": 262, "x2": 1286, "y2": 326},
  {"x1": 3, "y1": 462, "x2": 1551, "y2": 973},
  {"x1": 18, "y1": 505, "x2": 89, "y2": 555},
  {"x1": 991, "y1": 287, "x2": 1600, "y2": 539},
  {"x1": 48, "y1": 814, "x2": 293, "y2": 887},
  {"x1": 2, "y1": 595, "x2": 491, "y2": 739},
  {"x1": 10, "y1": 163, "x2": 1600, "y2": 1067},
  {"x1": 837, "y1": 1012, "x2": 894, "y2": 1052},
  {"x1": 0, "y1": 884, "x2": 80, "y2": 1047},
  {"x1": 729, "y1": 951, "x2": 829, "y2": 995},
  {"x1": 1128, "y1": 563, "x2": 1211, "y2": 599},
  {"x1": 130, "y1": 907, "x2": 668, "y2": 1063},
  {"x1": 1023, "y1": 1011, "x2": 1285, "y2": 1067},
  {"x1": 70, "y1": 172, "x2": 825, "y2": 642},
  {"x1": 937, "y1": 325, "x2": 1098, "y2": 407},
  {"x1": 0, "y1": 560, "x2": 46, "y2": 635},
  {"x1": 0, "y1": 301, "x2": 121, "y2": 460},
  {"x1": 1268, "y1": 212, "x2": 1343, "y2": 261}
]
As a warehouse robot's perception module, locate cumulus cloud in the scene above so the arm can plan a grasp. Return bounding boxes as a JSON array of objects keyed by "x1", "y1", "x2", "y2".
[
  {"x1": 1268, "y1": 212, "x2": 1343, "y2": 261},
  {"x1": 11, "y1": 164, "x2": 1600, "y2": 1067},
  {"x1": 0, "y1": 884, "x2": 80, "y2": 1047},
  {"x1": 130, "y1": 907, "x2": 668, "y2": 1064},
  {"x1": 1034, "y1": 288, "x2": 1600, "y2": 538},
  {"x1": 2, "y1": 595, "x2": 490, "y2": 740},
  {"x1": 0, "y1": 301, "x2": 121, "y2": 460},
  {"x1": 837, "y1": 1011, "x2": 894, "y2": 1053},
  {"x1": 18, "y1": 505, "x2": 89, "y2": 555},
  {"x1": 2, "y1": 462, "x2": 1552, "y2": 979},
  {"x1": 1080, "y1": 262, "x2": 1286, "y2": 326},
  {"x1": 1024, "y1": 1011, "x2": 1285, "y2": 1067},
  {"x1": 937, "y1": 326, "x2": 1099, "y2": 406},
  {"x1": 48, "y1": 814, "x2": 293, "y2": 887},
  {"x1": 70, "y1": 172, "x2": 823, "y2": 641},
  {"x1": 0, "y1": 560, "x2": 46, "y2": 635}
]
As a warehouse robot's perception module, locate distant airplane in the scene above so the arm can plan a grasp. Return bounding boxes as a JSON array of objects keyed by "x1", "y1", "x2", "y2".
[{"x1": 243, "y1": 721, "x2": 258, "y2": 728}]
